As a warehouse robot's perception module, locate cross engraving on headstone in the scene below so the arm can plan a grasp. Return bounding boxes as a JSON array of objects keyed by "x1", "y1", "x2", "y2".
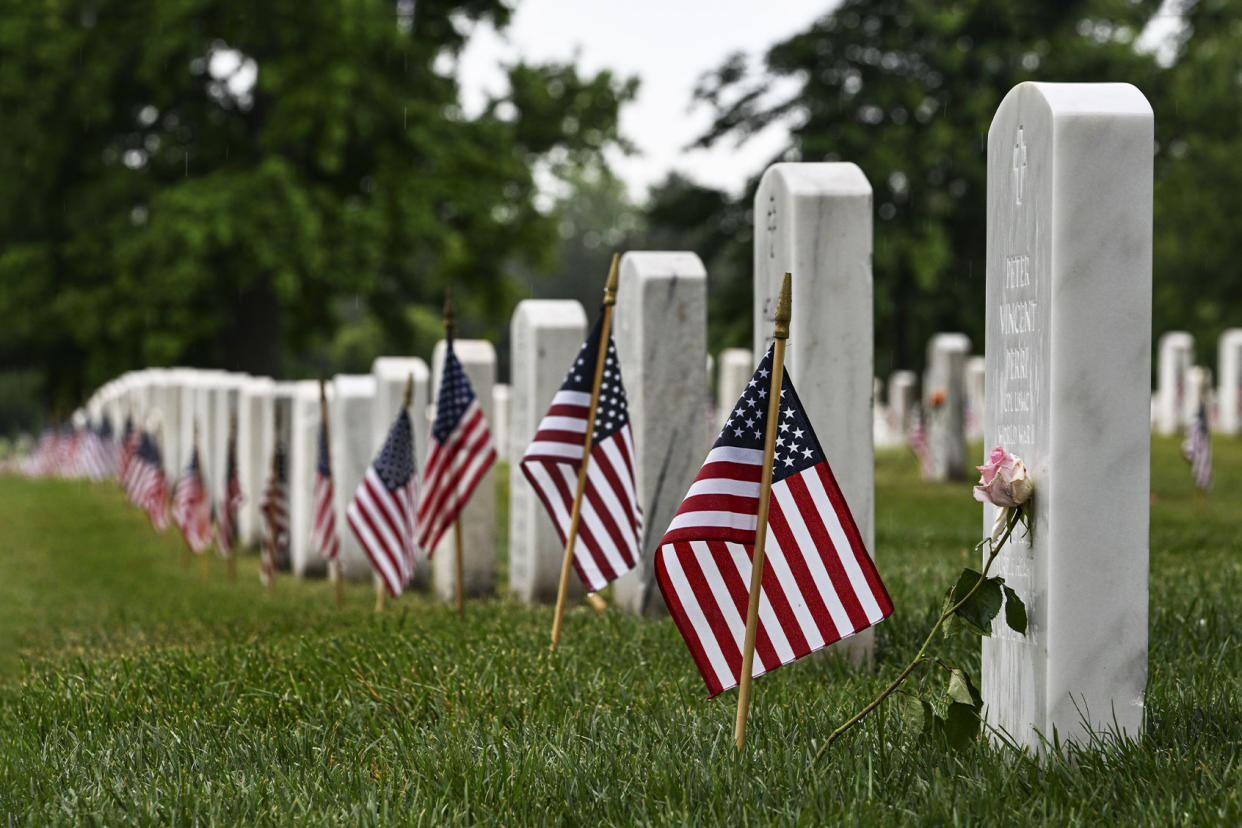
[
  {"x1": 766, "y1": 195, "x2": 777, "y2": 260},
  {"x1": 1013, "y1": 126, "x2": 1027, "y2": 206}
]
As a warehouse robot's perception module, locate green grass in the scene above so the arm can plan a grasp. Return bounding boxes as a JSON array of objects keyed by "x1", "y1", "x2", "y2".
[{"x1": 1, "y1": 440, "x2": 1240, "y2": 825}]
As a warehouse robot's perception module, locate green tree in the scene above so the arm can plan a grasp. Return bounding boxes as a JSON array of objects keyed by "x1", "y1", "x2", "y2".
[
  {"x1": 659, "y1": 0, "x2": 1163, "y2": 374},
  {"x1": 0, "y1": 0, "x2": 635, "y2": 412}
]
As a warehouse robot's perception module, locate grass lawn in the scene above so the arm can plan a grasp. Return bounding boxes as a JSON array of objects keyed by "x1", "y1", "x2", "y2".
[{"x1": 1, "y1": 441, "x2": 1240, "y2": 824}]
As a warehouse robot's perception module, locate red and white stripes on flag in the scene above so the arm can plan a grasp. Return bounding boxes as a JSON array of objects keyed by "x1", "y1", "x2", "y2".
[
  {"x1": 655, "y1": 347, "x2": 893, "y2": 697},
  {"x1": 216, "y1": 432, "x2": 244, "y2": 558},
  {"x1": 415, "y1": 339, "x2": 496, "y2": 556},
  {"x1": 519, "y1": 316, "x2": 642, "y2": 592},
  {"x1": 127, "y1": 431, "x2": 170, "y2": 531},
  {"x1": 312, "y1": 421, "x2": 340, "y2": 560},
  {"x1": 172, "y1": 445, "x2": 213, "y2": 555},
  {"x1": 259, "y1": 444, "x2": 290, "y2": 586},
  {"x1": 348, "y1": 408, "x2": 418, "y2": 597}
]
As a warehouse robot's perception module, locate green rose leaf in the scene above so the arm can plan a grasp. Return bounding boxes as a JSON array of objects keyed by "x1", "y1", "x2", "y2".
[
  {"x1": 944, "y1": 702, "x2": 981, "y2": 749},
  {"x1": 900, "y1": 695, "x2": 934, "y2": 734},
  {"x1": 947, "y1": 668, "x2": 983, "y2": 711},
  {"x1": 949, "y1": 569, "x2": 1004, "y2": 635},
  {"x1": 1002, "y1": 584, "x2": 1028, "y2": 634}
]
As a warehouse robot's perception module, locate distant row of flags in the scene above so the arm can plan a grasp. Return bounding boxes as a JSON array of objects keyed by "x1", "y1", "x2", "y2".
[{"x1": 5, "y1": 266, "x2": 901, "y2": 748}]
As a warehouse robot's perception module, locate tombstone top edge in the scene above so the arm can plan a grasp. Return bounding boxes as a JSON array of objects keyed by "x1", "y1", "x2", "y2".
[
  {"x1": 989, "y1": 82, "x2": 1152, "y2": 143},
  {"x1": 332, "y1": 374, "x2": 378, "y2": 396},
  {"x1": 756, "y1": 162, "x2": 871, "y2": 200},
  {"x1": 618, "y1": 250, "x2": 707, "y2": 280},
  {"x1": 434, "y1": 338, "x2": 497, "y2": 361},
  {"x1": 512, "y1": 299, "x2": 588, "y2": 327},
  {"x1": 1158, "y1": 331, "x2": 1193, "y2": 347},
  {"x1": 372, "y1": 356, "x2": 430, "y2": 380}
]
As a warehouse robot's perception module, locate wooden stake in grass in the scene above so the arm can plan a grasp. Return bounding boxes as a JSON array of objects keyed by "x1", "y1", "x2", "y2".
[
  {"x1": 443, "y1": 292, "x2": 467, "y2": 619},
  {"x1": 319, "y1": 379, "x2": 344, "y2": 609},
  {"x1": 549, "y1": 253, "x2": 620, "y2": 652},
  {"x1": 733, "y1": 271, "x2": 791, "y2": 751}
]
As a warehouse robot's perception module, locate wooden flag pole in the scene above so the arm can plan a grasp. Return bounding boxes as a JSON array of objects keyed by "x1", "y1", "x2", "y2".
[
  {"x1": 550, "y1": 252, "x2": 620, "y2": 651},
  {"x1": 734, "y1": 271, "x2": 792, "y2": 751},
  {"x1": 444, "y1": 292, "x2": 467, "y2": 618},
  {"x1": 320, "y1": 379, "x2": 344, "y2": 609}
]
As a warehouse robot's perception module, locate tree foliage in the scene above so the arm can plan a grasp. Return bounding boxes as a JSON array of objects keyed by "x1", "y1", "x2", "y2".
[
  {"x1": 657, "y1": 0, "x2": 1173, "y2": 374},
  {"x1": 0, "y1": 0, "x2": 635, "y2": 411}
]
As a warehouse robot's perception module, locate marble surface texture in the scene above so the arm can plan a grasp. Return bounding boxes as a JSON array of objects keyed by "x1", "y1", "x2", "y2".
[
  {"x1": 983, "y1": 81, "x2": 1151, "y2": 751},
  {"x1": 753, "y1": 161, "x2": 876, "y2": 665},
  {"x1": 611, "y1": 251, "x2": 708, "y2": 616}
]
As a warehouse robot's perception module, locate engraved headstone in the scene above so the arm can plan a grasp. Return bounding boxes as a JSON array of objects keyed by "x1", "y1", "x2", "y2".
[
  {"x1": 612, "y1": 251, "x2": 709, "y2": 616},
  {"x1": 1155, "y1": 331, "x2": 1193, "y2": 436},
  {"x1": 983, "y1": 82, "x2": 1151, "y2": 751},
  {"x1": 754, "y1": 162, "x2": 876, "y2": 664},
  {"x1": 329, "y1": 375, "x2": 377, "y2": 580},
  {"x1": 508, "y1": 300, "x2": 588, "y2": 603},
  {"x1": 925, "y1": 333, "x2": 971, "y2": 480},
  {"x1": 1217, "y1": 329, "x2": 1242, "y2": 434},
  {"x1": 430, "y1": 339, "x2": 498, "y2": 600}
]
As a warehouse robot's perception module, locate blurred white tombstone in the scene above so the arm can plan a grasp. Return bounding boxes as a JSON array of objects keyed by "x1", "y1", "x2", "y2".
[
  {"x1": 508, "y1": 300, "x2": 588, "y2": 603},
  {"x1": 925, "y1": 333, "x2": 970, "y2": 480},
  {"x1": 716, "y1": 348, "x2": 754, "y2": 431},
  {"x1": 288, "y1": 380, "x2": 326, "y2": 577},
  {"x1": 753, "y1": 161, "x2": 876, "y2": 664},
  {"x1": 612, "y1": 251, "x2": 709, "y2": 616},
  {"x1": 888, "y1": 370, "x2": 918, "y2": 441},
  {"x1": 1217, "y1": 329, "x2": 1242, "y2": 434},
  {"x1": 329, "y1": 375, "x2": 377, "y2": 581},
  {"x1": 492, "y1": 383, "x2": 511, "y2": 460},
  {"x1": 237, "y1": 377, "x2": 275, "y2": 547},
  {"x1": 966, "y1": 355, "x2": 986, "y2": 442},
  {"x1": 430, "y1": 339, "x2": 498, "y2": 601},
  {"x1": 983, "y1": 82, "x2": 1151, "y2": 751},
  {"x1": 1155, "y1": 331, "x2": 1193, "y2": 436}
]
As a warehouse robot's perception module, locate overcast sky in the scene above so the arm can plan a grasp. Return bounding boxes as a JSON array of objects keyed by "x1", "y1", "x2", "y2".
[{"x1": 456, "y1": 0, "x2": 834, "y2": 201}]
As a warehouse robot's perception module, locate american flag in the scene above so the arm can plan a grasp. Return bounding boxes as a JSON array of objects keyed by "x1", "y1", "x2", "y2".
[
  {"x1": 655, "y1": 347, "x2": 894, "y2": 697},
  {"x1": 215, "y1": 430, "x2": 244, "y2": 558},
  {"x1": 259, "y1": 442, "x2": 290, "y2": 586},
  {"x1": 172, "y1": 444, "x2": 213, "y2": 555},
  {"x1": 126, "y1": 431, "x2": 169, "y2": 530},
  {"x1": 519, "y1": 315, "x2": 642, "y2": 591},
  {"x1": 312, "y1": 420, "x2": 340, "y2": 560},
  {"x1": 1183, "y1": 402, "x2": 1213, "y2": 492},
  {"x1": 119, "y1": 416, "x2": 138, "y2": 480},
  {"x1": 908, "y1": 405, "x2": 934, "y2": 479},
  {"x1": 416, "y1": 340, "x2": 496, "y2": 557},
  {"x1": 348, "y1": 408, "x2": 418, "y2": 597}
]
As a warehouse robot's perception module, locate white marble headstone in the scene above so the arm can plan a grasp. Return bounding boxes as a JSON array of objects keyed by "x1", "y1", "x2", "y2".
[
  {"x1": 1217, "y1": 329, "x2": 1242, "y2": 434},
  {"x1": 508, "y1": 300, "x2": 589, "y2": 603},
  {"x1": 925, "y1": 333, "x2": 970, "y2": 480},
  {"x1": 716, "y1": 348, "x2": 754, "y2": 432},
  {"x1": 430, "y1": 339, "x2": 498, "y2": 600},
  {"x1": 1155, "y1": 331, "x2": 1193, "y2": 436},
  {"x1": 966, "y1": 355, "x2": 986, "y2": 442},
  {"x1": 237, "y1": 377, "x2": 275, "y2": 547},
  {"x1": 328, "y1": 374, "x2": 376, "y2": 580},
  {"x1": 753, "y1": 161, "x2": 876, "y2": 664},
  {"x1": 288, "y1": 380, "x2": 326, "y2": 577},
  {"x1": 887, "y1": 370, "x2": 918, "y2": 441},
  {"x1": 983, "y1": 82, "x2": 1151, "y2": 751},
  {"x1": 611, "y1": 251, "x2": 708, "y2": 616}
]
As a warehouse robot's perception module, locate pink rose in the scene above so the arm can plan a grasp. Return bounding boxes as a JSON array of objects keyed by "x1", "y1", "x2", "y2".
[{"x1": 972, "y1": 447, "x2": 1033, "y2": 508}]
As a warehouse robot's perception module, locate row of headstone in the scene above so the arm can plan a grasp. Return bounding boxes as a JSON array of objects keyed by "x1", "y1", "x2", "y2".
[
  {"x1": 1153, "y1": 329, "x2": 1242, "y2": 435},
  {"x1": 80, "y1": 81, "x2": 1155, "y2": 755}
]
